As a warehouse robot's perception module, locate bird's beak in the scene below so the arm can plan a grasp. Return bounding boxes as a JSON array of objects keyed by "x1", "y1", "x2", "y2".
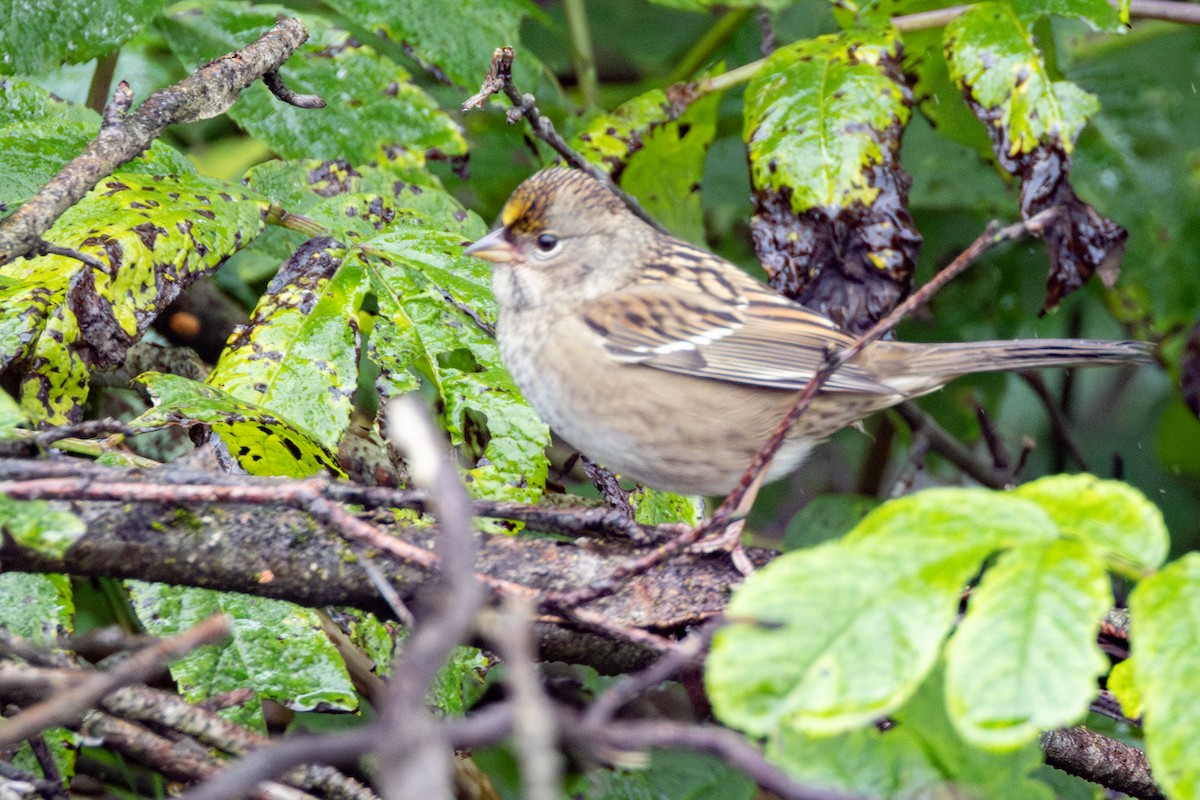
[{"x1": 464, "y1": 228, "x2": 515, "y2": 264}]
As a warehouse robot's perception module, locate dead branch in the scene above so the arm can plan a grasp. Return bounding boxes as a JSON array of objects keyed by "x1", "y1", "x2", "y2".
[{"x1": 0, "y1": 19, "x2": 321, "y2": 266}]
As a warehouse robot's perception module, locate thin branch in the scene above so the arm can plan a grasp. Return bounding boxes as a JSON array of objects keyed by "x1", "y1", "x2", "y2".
[
  {"x1": 892, "y1": 0, "x2": 1200, "y2": 30},
  {"x1": 0, "y1": 615, "x2": 229, "y2": 748},
  {"x1": 893, "y1": 402, "x2": 1010, "y2": 489},
  {"x1": 1019, "y1": 371, "x2": 1092, "y2": 471},
  {"x1": 0, "y1": 19, "x2": 319, "y2": 266},
  {"x1": 462, "y1": 47, "x2": 668, "y2": 234},
  {"x1": 583, "y1": 619, "x2": 718, "y2": 725},
  {"x1": 485, "y1": 598, "x2": 562, "y2": 800},
  {"x1": 32, "y1": 239, "x2": 107, "y2": 271}
]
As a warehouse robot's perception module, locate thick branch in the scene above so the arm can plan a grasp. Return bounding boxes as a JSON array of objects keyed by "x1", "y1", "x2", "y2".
[
  {"x1": 0, "y1": 19, "x2": 318, "y2": 266},
  {"x1": 0, "y1": 466, "x2": 738, "y2": 673}
]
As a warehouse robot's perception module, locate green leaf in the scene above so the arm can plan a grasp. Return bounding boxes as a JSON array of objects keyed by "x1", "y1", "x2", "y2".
[
  {"x1": 1013, "y1": 474, "x2": 1168, "y2": 576},
  {"x1": 1107, "y1": 657, "x2": 1141, "y2": 720},
  {"x1": 0, "y1": 0, "x2": 171, "y2": 74},
  {"x1": 428, "y1": 646, "x2": 490, "y2": 716},
  {"x1": 945, "y1": 539, "x2": 1111, "y2": 750},
  {"x1": 133, "y1": 372, "x2": 342, "y2": 477},
  {"x1": 1010, "y1": 0, "x2": 1122, "y2": 31},
  {"x1": 766, "y1": 663, "x2": 1053, "y2": 798},
  {"x1": 363, "y1": 232, "x2": 550, "y2": 503},
  {"x1": 766, "y1": 723, "x2": 940, "y2": 798},
  {"x1": 743, "y1": 30, "x2": 910, "y2": 211},
  {"x1": 0, "y1": 572, "x2": 73, "y2": 644},
  {"x1": 580, "y1": 749, "x2": 757, "y2": 800},
  {"x1": 0, "y1": 496, "x2": 86, "y2": 558},
  {"x1": 0, "y1": 81, "x2": 193, "y2": 217},
  {"x1": 893, "y1": 664, "x2": 1054, "y2": 799},
  {"x1": 944, "y1": 3, "x2": 1100, "y2": 159},
  {"x1": 0, "y1": 387, "x2": 25, "y2": 438},
  {"x1": 1, "y1": 172, "x2": 268, "y2": 424},
  {"x1": 573, "y1": 89, "x2": 675, "y2": 168},
  {"x1": 630, "y1": 488, "x2": 704, "y2": 526},
  {"x1": 708, "y1": 488, "x2": 1058, "y2": 736},
  {"x1": 319, "y1": 0, "x2": 542, "y2": 88},
  {"x1": 158, "y1": 2, "x2": 466, "y2": 164},
  {"x1": 208, "y1": 239, "x2": 368, "y2": 452},
  {"x1": 1129, "y1": 553, "x2": 1200, "y2": 800},
  {"x1": 782, "y1": 493, "x2": 879, "y2": 551},
  {"x1": 129, "y1": 582, "x2": 357, "y2": 731},
  {"x1": 621, "y1": 77, "x2": 723, "y2": 245},
  {"x1": 572, "y1": 77, "x2": 726, "y2": 243}
]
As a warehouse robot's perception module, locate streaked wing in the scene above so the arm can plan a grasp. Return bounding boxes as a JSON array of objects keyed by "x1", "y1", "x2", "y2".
[{"x1": 581, "y1": 248, "x2": 893, "y2": 394}]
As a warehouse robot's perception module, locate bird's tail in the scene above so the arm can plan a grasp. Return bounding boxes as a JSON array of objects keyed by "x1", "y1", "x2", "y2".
[{"x1": 874, "y1": 338, "x2": 1155, "y2": 394}]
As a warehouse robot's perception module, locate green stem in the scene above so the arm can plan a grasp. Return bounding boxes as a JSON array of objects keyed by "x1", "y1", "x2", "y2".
[
  {"x1": 665, "y1": 7, "x2": 754, "y2": 85},
  {"x1": 695, "y1": 57, "x2": 768, "y2": 95},
  {"x1": 563, "y1": 0, "x2": 599, "y2": 111}
]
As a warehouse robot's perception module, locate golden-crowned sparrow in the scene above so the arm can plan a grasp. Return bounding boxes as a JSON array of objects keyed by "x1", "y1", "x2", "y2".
[{"x1": 466, "y1": 168, "x2": 1152, "y2": 497}]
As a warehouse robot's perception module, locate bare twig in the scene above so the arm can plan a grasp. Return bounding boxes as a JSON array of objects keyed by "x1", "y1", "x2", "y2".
[
  {"x1": 1020, "y1": 371, "x2": 1092, "y2": 471},
  {"x1": 894, "y1": 403, "x2": 1011, "y2": 489},
  {"x1": 462, "y1": 47, "x2": 668, "y2": 234},
  {"x1": 486, "y1": 598, "x2": 562, "y2": 800},
  {"x1": 1042, "y1": 726, "x2": 1163, "y2": 800},
  {"x1": 262, "y1": 70, "x2": 325, "y2": 109},
  {"x1": 32, "y1": 240, "x2": 107, "y2": 271},
  {"x1": 584, "y1": 619, "x2": 719, "y2": 725},
  {"x1": 0, "y1": 19, "x2": 320, "y2": 266},
  {"x1": 0, "y1": 615, "x2": 229, "y2": 748},
  {"x1": 581, "y1": 457, "x2": 635, "y2": 519}
]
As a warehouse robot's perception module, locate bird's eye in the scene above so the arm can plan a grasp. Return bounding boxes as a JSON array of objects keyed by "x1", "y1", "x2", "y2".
[{"x1": 535, "y1": 233, "x2": 559, "y2": 252}]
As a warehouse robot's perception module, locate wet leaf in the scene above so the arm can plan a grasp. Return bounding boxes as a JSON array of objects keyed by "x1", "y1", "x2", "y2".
[
  {"x1": 133, "y1": 372, "x2": 342, "y2": 477},
  {"x1": 129, "y1": 582, "x2": 358, "y2": 731},
  {"x1": 944, "y1": 3, "x2": 1125, "y2": 312},
  {"x1": 0, "y1": 80, "x2": 194, "y2": 218},
  {"x1": 319, "y1": 0, "x2": 543, "y2": 88},
  {"x1": 158, "y1": 1, "x2": 466, "y2": 164},
  {"x1": 743, "y1": 31, "x2": 920, "y2": 333},
  {"x1": 364, "y1": 231, "x2": 549, "y2": 503},
  {"x1": 244, "y1": 158, "x2": 486, "y2": 240},
  {"x1": 0, "y1": 0, "x2": 170, "y2": 75},
  {"x1": 208, "y1": 238, "x2": 368, "y2": 452},
  {"x1": 0, "y1": 173, "x2": 268, "y2": 424}
]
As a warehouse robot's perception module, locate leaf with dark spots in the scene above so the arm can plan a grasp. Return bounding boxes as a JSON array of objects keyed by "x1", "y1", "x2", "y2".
[
  {"x1": 0, "y1": 172, "x2": 269, "y2": 424},
  {"x1": 572, "y1": 88, "x2": 692, "y2": 182},
  {"x1": 132, "y1": 372, "x2": 343, "y2": 478},
  {"x1": 245, "y1": 160, "x2": 486, "y2": 239},
  {"x1": 945, "y1": 3, "x2": 1121, "y2": 311},
  {"x1": 207, "y1": 237, "x2": 367, "y2": 453},
  {"x1": 743, "y1": 30, "x2": 920, "y2": 331}
]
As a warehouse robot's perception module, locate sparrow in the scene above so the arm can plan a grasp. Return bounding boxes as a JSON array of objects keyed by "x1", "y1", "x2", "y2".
[{"x1": 465, "y1": 168, "x2": 1152, "y2": 499}]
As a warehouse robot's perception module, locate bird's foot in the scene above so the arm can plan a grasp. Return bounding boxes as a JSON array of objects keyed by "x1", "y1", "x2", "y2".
[{"x1": 690, "y1": 517, "x2": 756, "y2": 576}]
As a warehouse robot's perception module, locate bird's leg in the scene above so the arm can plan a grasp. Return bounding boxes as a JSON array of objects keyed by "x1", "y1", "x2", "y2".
[{"x1": 690, "y1": 470, "x2": 765, "y2": 576}]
